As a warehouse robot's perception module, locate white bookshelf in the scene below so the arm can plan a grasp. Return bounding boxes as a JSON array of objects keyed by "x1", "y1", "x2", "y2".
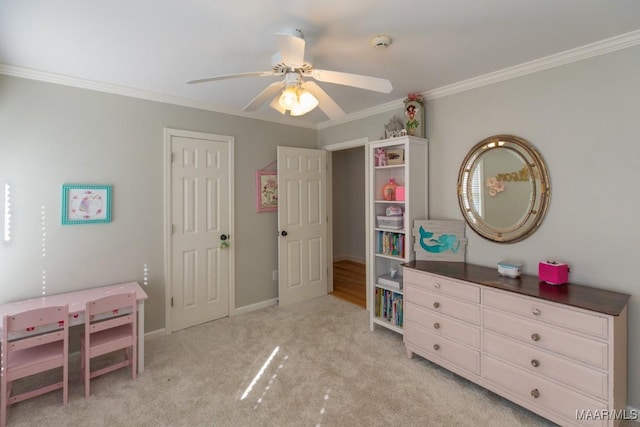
[{"x1": 368, "y1": 136, "x2": 428, "y2": 334}]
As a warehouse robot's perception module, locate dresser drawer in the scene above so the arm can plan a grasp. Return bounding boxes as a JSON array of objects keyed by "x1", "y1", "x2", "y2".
[
  {"x1": 484, "y1": 308, "x2": 608, "y2": 369},
  {"x1": 404, "y1": 269, "x2": 480, "y2": 303},
  {"x1": 483, "y1": 355, "x2": 607, "y2": 427},
  {"x1": 406, "y1": 302, "x2": 480, "y2": 348},
  {"x1": 483, "y1": 331, "x2": 608, "y2": 400},
  {"x1": 406, "y1": 284, "x2": 480, "y2": 325},
  {"x1": 405, "y1": 324, "x2": 480, "y2": 375},
  {"x1": 484, "y1": 288, "x2": 608, "y2": 340}
]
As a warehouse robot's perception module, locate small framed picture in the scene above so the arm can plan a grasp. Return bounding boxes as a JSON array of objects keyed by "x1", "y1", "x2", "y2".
[
  {"x1": 386, "y1": 149, "x2": 404, "y2": 165},
  {"x1": 255, "y1": 170, "x2": 278, "y2": 212},
  {"x1": 62, "y1": 184, "x2": 112, "y2": 225}
]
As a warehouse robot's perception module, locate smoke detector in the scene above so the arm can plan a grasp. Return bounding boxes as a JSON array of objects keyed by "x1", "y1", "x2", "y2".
[{"x1": 369, "y1": 34, "x2": 392, "y2": 48}]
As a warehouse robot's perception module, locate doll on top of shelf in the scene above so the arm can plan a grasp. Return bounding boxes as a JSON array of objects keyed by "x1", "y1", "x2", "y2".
[{"x1": 375, "y1": 147, "x2": 387, "y2": 166}]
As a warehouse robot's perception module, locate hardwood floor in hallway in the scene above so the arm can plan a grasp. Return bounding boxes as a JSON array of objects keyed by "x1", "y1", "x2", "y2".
[{"x1": 331, "y1": 260, "x2": 366, "y2": 309}]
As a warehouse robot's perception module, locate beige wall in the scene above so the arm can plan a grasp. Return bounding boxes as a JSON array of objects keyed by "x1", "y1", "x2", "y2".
[
  {"x1": 331, "y1": 146, "x2": 366, "y2": 263},
  {"x1": 319, "y1": 45, "x2": 640, "y2": 409},
  {"x1": 0, "y1": 75, "x2": 317, "y2": 333},
  {"x1": 1, "y1": 43, "x2": 639, "y2": 408}
]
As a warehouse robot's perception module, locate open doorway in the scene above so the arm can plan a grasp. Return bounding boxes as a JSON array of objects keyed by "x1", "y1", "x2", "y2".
[{"x1": 329, "y1": 145, "x2": 366, "y2": 308}]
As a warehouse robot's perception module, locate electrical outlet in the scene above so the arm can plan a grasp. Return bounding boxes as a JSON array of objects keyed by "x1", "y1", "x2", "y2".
[{"x1": 272, "y1": 270, "x2": 278, "y2": 281}]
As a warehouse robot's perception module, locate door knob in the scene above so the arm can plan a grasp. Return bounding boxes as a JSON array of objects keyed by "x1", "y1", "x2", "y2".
[
  {"x1": 281, "y1": 230, "x2": 288, "y2": 237},
  {"x1": 220, "y1": 234, "x2": 228, "y2": 241}
]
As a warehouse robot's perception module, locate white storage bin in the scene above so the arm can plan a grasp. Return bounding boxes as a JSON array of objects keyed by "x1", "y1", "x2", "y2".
[{"x1": 377, "y1": 215, "x2": 403, "y2": 229}]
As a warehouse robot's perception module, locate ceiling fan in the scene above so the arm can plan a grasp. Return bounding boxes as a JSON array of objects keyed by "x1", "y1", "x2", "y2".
[{"x1": 186, "y1": 29, "x2": 393, "y2": 120}]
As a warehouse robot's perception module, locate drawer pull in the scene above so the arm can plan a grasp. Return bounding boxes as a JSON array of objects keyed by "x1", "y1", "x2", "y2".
[
  {"x1": 433, "y1": 322, "x2": 440, "y2": 330},
  {"x1": 531, "y1": 388, "x2": 540, "y2": 399},
  {"x1": 433, "y1": 302, "x2": 440, "y2": 309},
  {"x1": 531, "y1": 333, "x2": 540, "y2": 342},
  {"x1": 433, "y1": 344, "x2": 440, "y2": 351},
  {"x1": 434, "y1": 283, "x2": 441, "y2": 289},
  {"x1": 531, "y1": 359, "x2": 540, "y2": 368},
  {"x1": 532, "y1": 308, "x2": 541, "y2": 316}
]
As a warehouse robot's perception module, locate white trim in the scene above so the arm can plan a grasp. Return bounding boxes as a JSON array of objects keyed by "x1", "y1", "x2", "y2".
[
  {"x1": 0, "y1": 63, "x2": 317, "y2": 130},
  {"x1": 163, "y1": 128, "x2": 235, "y2": 332},
  {"x1": 423, "y1": 29, "x2": 640, "y2": 101},
  {"x1": 317, "y1": 29, "x2": 640, "y2": 127},
  {"x1": 322, "y1": 137, "x2": 369, "y2": 298},
  {"x1": 317, "y1": 99, "x2": 403, "y2": 130},
  {"x1": 233, "y1": 298, "x2": 278, "y2": 316},
  {"x1": 322, "y1": 137, "x2": 371, "y2": 311},
  {"x1": 144, "y1": 328, "x2": 168, "y2": 340},
  {"x1": 2, "y1": 30, "x2": 638, "y2": 130},
  {"x1": 326, "y1": 153, "x2": 333, "y2": 294},
  {"x1": 163, "y1": 130, "x2": 173, "y2": 333},
  {"x1": 333, "y1": 256, "x2": 366, "y2": 264},
  {"x1": 323, "y1": 137, "x2": 369, "y2": 152}
]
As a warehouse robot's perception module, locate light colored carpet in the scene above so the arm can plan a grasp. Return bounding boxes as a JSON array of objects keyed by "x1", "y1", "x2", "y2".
[{"x1": 5, "y1": 295, "x2": 637, "y2": 426}]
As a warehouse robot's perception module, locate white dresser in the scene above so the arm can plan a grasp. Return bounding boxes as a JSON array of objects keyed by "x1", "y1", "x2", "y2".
[{"x1": 403, "y1": 261, "x2": 630, "y2": 427}]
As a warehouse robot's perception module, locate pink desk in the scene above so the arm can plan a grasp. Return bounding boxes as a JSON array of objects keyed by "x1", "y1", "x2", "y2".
[{"x1": 0, "y1": 282, "x2": 148, "y2": 373}]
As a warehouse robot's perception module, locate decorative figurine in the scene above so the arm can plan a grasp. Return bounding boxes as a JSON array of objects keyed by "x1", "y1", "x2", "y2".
[
  {"x1": 404, "y1": 93, "x2": 425, "y2": 137},
  {"x1": 375, "y1": 147, "x2": 387, "y2": 166}
]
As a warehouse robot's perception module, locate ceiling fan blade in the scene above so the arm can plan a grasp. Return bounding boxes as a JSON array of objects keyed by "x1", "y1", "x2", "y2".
[
  {"x1": 308, "y1": 69, "x2": 392, "y2": 93},
  {"x1": 187, "y1": 71, "x2": 274, "y2": 85},
  {"x1": 302, "y1": 81, "x2": 346, "y2": 120},
  {"x1": 243, "y1": 81, "x2": 285, "y2": 111},
  {"x1": 275, "y1": 33, "x2": 305, "y2": 67}
]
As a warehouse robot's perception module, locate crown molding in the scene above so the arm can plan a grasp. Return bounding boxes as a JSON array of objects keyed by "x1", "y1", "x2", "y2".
[
  {"x1": 2, "y1": 30, "x2": 639, "y2": 130},
  {"x1": 316, "y1": 98, "x2": 403, "y2": 130},
  {"x1": 0, "y1": 64, "x2": 317, "y2": 129},
  {"x1": 318, "y1": 29, "x2": 640, "y2": 127},
  {"x1": 422, "y1": 29, "x2": 640, "y2": 100}
]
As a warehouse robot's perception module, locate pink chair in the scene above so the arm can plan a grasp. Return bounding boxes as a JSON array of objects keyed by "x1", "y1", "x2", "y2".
[
  {"x1": 80, "y1": 292, "x2": 137, "y2": 398},
  {"x1": 1, "y1": 305, "x2": 69, "y2": 427}
]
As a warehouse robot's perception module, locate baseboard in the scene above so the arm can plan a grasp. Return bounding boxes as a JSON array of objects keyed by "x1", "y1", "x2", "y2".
[
  {"x1": 149, "y1": 299, "x2": 279, "y2": 337},
  {"x1": 333, "y1": 256, "x2": 365, "y2": 264},
  {"x1": 232, "y1": 297, "x2": 278, "y2": 316},
  {"x1": 144, "y1": 328, "x2": 167, "y2": 340}
]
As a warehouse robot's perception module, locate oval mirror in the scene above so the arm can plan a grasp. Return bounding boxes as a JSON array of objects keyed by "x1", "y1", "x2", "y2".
[{"x1": 457, "y1": 135, "x2": 550, "y2": 243}]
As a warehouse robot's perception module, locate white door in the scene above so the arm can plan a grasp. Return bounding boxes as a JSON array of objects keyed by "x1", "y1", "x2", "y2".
[
  {"x1": 277, "y1": 146, "x2": 328, "y2": 305},
  {"x1": 167, "y1": 129, "x2": 233, "y2": 331}
]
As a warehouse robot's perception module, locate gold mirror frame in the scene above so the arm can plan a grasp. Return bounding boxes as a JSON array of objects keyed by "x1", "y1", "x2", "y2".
[{"x1": 457, "y1": 135, "x2": 551, "y2": 243}]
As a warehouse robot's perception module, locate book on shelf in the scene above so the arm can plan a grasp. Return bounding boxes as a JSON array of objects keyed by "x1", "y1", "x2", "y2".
[
  {"x1": 376, "y1": 231, "x2": 405, "y2": 257},
  {"x1": 377, "y1": 273, "x2": 403, "y2": 290},
  {"x1": 374, "y1": 287, "x2": 403, "y2": 326}
]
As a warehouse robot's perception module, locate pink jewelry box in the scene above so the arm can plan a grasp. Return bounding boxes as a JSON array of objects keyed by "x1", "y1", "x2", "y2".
[
  {"x1": 395, "y1": 186, "x2": 405, "y2": 201},
  {"x1": 538, "y1": 261, "x2": 569, "y2": 285}
]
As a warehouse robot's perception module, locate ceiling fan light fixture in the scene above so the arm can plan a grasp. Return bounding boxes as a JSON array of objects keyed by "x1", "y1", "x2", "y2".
[
  {"x1": 189, "y1": 29, "x2": 392, "y2": 119},
  {"x1": 277, "y1": 84, "x2": 319, "y2": 116},
  {"x1": 290, "y1": 89, "x2": 319, "y2": 116},
  {"x1": 278, "y1": 86, "x2": 298, "y2": 109}
]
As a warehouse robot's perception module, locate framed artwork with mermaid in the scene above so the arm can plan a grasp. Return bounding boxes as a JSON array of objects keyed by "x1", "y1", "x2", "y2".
[{"x1": 413, "y1": 219, "x2": 467, "y2": 262}]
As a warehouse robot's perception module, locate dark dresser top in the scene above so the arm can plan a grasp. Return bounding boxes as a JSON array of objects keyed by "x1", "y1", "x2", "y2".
[{"x1": 402, "y1": 261, "x2": 631, "y2": 316}]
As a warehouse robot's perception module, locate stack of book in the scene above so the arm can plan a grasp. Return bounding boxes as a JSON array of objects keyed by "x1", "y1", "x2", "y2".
[{"x1": 374, "y1": 288, "x2": 403, "y2": 326}]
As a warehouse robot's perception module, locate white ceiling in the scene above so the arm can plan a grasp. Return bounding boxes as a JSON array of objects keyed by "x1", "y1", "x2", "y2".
[{"x1": 1, "y1": 0, "x2": 640, "y2": 127}]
